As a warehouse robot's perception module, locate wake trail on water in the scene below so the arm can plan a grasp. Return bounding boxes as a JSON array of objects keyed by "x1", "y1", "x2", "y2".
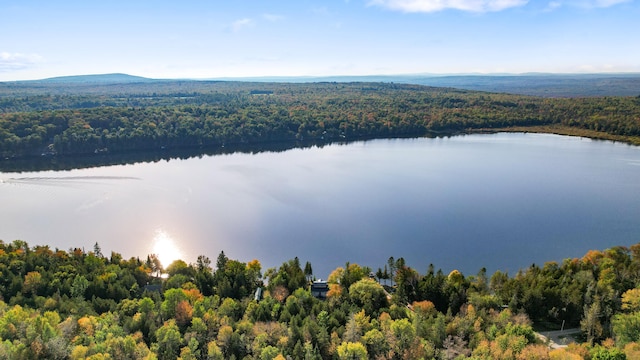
[{"x1": 0, "y1": 176, "x2": 140, "y2": 188}]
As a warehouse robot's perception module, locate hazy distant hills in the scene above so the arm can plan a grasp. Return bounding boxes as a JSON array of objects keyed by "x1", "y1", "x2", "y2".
[
  {"x1": 3, "y1": 72, "x2": 640, "y2": 97},
  {"x1": 36, "y1": 73, "x2": 156, "y2": 84},
  {"x1": 403, "y1": 74, "x2": 640, "y2": 97},
  {"x1": 231, "y1": 73, "x2": 640, "y2": 97}
]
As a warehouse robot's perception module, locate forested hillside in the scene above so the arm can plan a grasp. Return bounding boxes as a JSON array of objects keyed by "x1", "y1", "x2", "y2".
[
  {"x1": 408, "y1": 74, "x2": 640, "y2": 98},
  {"x1": 1, "y1": 81, "x2": 639, "y2": 164},
  {"x1": 2, "y1": 240, "x2": 640, "y2": 359}
]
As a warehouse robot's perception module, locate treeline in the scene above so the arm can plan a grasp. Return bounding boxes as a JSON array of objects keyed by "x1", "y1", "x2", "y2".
[
  {"x1": 2, "y1": 239, "x2": 640, "y2": 359},
  {"x1": 1, "y1": 82, "x2": 639, "y2": 159}
]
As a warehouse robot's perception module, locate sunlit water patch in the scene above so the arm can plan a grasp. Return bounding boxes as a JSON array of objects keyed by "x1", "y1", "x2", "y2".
[{"x1": 151, "y1": 229, "x2": 184, "y2": 269}]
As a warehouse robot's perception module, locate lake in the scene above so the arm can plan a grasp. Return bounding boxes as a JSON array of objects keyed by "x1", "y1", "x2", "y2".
[{"x1": 1, "y1": 133, "x2": 639, "y2": 278}]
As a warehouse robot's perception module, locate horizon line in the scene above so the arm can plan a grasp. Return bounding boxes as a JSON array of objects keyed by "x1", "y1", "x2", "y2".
[{"x1": 4, "y1": 71, "x2": 640, "y2": 83}]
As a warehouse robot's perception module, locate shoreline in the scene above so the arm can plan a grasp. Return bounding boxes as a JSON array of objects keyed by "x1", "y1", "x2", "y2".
[
  {"x1": 1, "y1": 128, "x2": 638, "y2": 173},
  {"x1": 473, "y1": 125, "x2": 640, "y2": 146}
]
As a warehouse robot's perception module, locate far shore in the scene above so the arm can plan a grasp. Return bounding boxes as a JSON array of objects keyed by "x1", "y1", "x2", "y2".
[{"x1": 476, "y1": 125, "x2": 640, "y2": 146}]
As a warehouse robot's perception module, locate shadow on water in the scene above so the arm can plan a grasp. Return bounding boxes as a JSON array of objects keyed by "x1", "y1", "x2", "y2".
[{"x1": 0, "y1": 134, "x2": 442, "y2": 173}]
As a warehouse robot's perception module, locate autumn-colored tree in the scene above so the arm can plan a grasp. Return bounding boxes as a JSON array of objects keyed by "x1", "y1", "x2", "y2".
[
  {"x1": 549, "y1": 348, "x2": 583, "y2": 360},
  {"x1": 517, "y1": 344, "x2": 550, "y2": 360},
  {"x1": 161, "y1": 288, "x2": 188, "y2": 320},
  {"x1": 23, "y1": 271, "x2": 42, "y2": 296},
  {"x1": 412, "y1": 300, "x2": 436, "y2": 318},
  {"x1": 624, "y1": 342, "x2": 640, "y2": 359},
  {"x1": 622, "y1": 288, "x2": 640, "y2": 312},
  {"x1": 348, "y1": 278, "x2": 388, "y2": 316},
  {"x1": 336, "y1": 342, "x2": 368, "y2": 360},
  {"x1": 174, "y1": 300, "x2": 193, "y2": 329}
]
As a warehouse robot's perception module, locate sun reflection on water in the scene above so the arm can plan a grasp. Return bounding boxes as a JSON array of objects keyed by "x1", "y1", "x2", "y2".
[{"x1": 152, "y1": 229, "x2": 183, "y2": 268}]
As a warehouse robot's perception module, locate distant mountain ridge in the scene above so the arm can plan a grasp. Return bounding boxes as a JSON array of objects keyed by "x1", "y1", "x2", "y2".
[
  {"x1": 37, "y1": 73, "x2": 155, "y2": 84},
  {"x1": 5, "y1": 72, "x2": 640, "y2": 97},
  {"x1": 213, "y1": 73, "x2": 640, "y2": 97}
]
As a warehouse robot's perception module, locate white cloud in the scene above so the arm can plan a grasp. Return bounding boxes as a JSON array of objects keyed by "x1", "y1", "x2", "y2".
[
  {"x1": 592, "y1": 0, "x2": 630, "y2": 7},
  {"x1": 545, "y1": 1, "x2": 562, "y2": 10},
  {"x1": 231, "y1": 18, "x2": 254, "y2": 32},
  {"x1": 262, "y1": 13, "x2": 284, "y2": 22},
  {"x1": 545, "y1": 0, "x2": 630, "y2": 9},
  {"x1": 312, "y1": 6, "x2": 331, "y2": 15},
  {"x1": 368, "y1": 0, "x2": 529, "y2": 13},
  {"x1": 0, "y1": 52, "x2": 43, "y2": 72}
]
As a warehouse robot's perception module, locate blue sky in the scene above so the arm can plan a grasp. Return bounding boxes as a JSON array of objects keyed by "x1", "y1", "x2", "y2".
[{"x1": 1, "y1": 0, "x2": 638, "y2": 80}]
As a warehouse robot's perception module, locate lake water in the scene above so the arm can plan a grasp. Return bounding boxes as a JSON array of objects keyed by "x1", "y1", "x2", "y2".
[{"x1": 1, "y1": 133, "x2": 639, "y2": 278}]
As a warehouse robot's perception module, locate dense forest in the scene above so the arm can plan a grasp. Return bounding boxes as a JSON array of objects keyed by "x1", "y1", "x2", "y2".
[
  {"x1": 1, "y1": 80, "x2": 639, "y2": 166},
  {"x1": 2, "y1": 240, "x2": 640, "y2": 359}
]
